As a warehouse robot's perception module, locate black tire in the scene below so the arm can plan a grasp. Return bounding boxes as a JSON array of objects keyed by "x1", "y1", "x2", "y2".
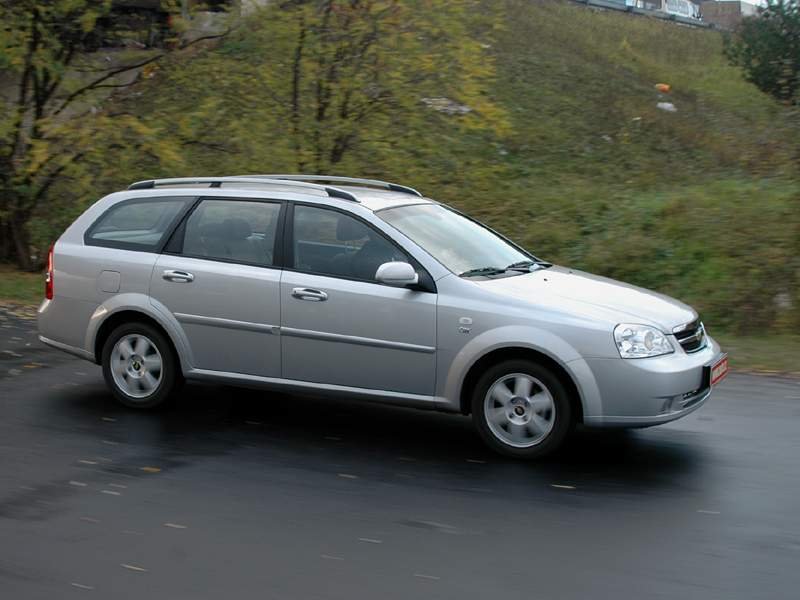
[
  {"x1": 471, "y1": 359, "x2": 573, "y2": 459},
  {"x1": 101, "y1": 322, "x2": 182, "y2": 409}
]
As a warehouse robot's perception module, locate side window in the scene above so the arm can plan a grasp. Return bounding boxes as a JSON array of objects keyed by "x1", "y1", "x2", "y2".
[
  {"x1": 86, "y1": 197, "x2": 189, "y2": 251},
  {"x1": 292, "y1": 205, "x2": 406, "y2": 281},
  {"x1": 181, "y1": 199, "x2": 281, "y2": 267}
]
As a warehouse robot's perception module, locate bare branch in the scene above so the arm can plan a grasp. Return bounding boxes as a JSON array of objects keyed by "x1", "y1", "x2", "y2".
[
  {"x1": 50, "y1": 53, "x2": 165, "y2": 117},
  {"x1": 50, "y1": 30, "x2": 232, "y2": 118},
  {"x1": 31, "y1": 152, "x2": 85, "y2": 208}
]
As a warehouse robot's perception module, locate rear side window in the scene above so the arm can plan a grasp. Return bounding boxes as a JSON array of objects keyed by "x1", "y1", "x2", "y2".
[
  {"x1": 180, "y1": 199, "x2": 281, "y2": 266},
  {"x1": 86, "y1": 197, "x2": 190, "y2": 251}
]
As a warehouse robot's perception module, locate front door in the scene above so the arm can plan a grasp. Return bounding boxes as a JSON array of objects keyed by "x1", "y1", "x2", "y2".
[
  {"x1": 280, "y1": 204, "x2": 436, "y2": 395},
  {"x1": 149, "y1": 198, "x2": 284, "y2": 377}
]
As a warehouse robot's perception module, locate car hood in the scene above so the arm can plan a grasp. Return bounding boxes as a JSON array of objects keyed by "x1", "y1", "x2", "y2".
[{"x1": 473, "y1": 266, "x2": 697, "y2": 332}]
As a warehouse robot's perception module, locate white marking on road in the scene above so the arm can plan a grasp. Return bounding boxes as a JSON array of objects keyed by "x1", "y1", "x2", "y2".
[
  {"x1": 80, "y1": 517, "x2": 99, "y2": 523},
  {"x1": 78, "y1": 460, "x2": 98, "y2": 465},
  {"x1": 70, "y1": 582, "x2": 94, "y2": 590},
  {"x1": 417, "y1": 520, "x2": 457, "y2": 531},
  {"x1": 320, "y1": 554, "x2": 344, "y2": 560},
  {"x1": 338, "y1": 473, "x2": 358, "y2": 479},
  {"x1": 697, "y1": 509, "x2": 721, "y2": 515},
  {"x1": 358, "y1": 538, "x2": 383, "y2": 544},
  {"x1": 100, "y1": 490, "x2": 121, "y2": 496},
  {"x1": 68, "y1": 481, "x2": 87, "y2": 487},
  {"x1": 413, "y1": 573, "x2": 440, "y2": 580},
  {"x1": 551, "y1": 484, "x2": 576, "y2": 490},
  {"x1": 164, "y1": 523, "x2": 187, "y2": 529},
  {"x1": 101, "y1": 440, "x2": 118, "y2": 445},
  {"x1": 466, "y1": 459, "x2": 486, "y2": 464},
  {"x1": 101, "y1": 417, "x2": 117, "y2": 422},
  {"x1": 120, "y1": 563, "x2": 147, "y2": 572},
  {"x1": 108, "y1": 483, "x2": 127, "y2": 489}
]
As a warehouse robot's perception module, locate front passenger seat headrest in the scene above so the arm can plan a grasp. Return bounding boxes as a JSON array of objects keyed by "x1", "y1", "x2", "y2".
[
  {"x1": 222, "y1": 218, "x2": 252, "y2": 241},
  {"x1": 336, "y1": 216, "x2": 368, "y2": 241}
]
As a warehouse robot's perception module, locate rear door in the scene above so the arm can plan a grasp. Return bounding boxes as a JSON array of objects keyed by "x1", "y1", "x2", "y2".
[
  {"x1": 280, "y1": 203, "x2": 437, "y2": 395},
  {"x1": 149, "y1": 198, "x2": 284, "y2": 377}
]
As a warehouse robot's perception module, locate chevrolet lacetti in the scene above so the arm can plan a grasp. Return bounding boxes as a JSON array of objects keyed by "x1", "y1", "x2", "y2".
[{"x1": 38, "y1": 175, "x2": 729, "y2": 458}]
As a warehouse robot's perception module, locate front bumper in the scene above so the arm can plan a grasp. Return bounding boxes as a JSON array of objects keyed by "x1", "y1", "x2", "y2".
[{"x1": 581, "y1": 335, "x2": 724, "y2": 428}]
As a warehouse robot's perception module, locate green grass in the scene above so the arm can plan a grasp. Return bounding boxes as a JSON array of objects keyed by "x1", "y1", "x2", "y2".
[
  {"x1": 713, "y1": 333, "x2": 800, "y2": 377},
  {"x1": 0, "y1": 266, "x2": 42, "y2": 306}
]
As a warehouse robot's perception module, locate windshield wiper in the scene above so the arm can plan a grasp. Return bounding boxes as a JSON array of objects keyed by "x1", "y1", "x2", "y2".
[
  {"x1": 460, "y1": 261, "x2": 553, "y2": 278},
  {"x1": 459, "y1": 266, "x2": 507, "y2": 278},
  {"x1": 505, "y1": 260, "x2": 553, "y2": 271}
]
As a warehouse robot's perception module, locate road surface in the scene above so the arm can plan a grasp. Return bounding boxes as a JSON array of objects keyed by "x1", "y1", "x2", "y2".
[{"x1": 1, "y1": 307, "x2": 799, "y2": 599}]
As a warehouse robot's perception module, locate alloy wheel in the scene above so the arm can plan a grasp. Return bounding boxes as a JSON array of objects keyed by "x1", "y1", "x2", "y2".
[{"x1": 483, "y1": 373, "x2": 556, "y2": 448}]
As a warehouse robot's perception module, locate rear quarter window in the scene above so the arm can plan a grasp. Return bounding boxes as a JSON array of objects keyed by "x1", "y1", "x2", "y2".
[{"x1": 85, "y1": 197, "x2": 191, "y2": 251}]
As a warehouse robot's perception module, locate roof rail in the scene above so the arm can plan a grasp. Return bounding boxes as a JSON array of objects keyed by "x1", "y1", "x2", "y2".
[
  {"x1": 126, "y1": 177, "x2": 359, "y2": 202},
  {"x1": 242, "y1": 174, "x2": 422, "y2": 197}
]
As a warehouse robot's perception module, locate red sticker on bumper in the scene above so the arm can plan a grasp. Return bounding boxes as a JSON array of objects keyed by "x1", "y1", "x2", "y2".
[{"x1": 710, "y1": 356, "x2": 729, "y2": 386}]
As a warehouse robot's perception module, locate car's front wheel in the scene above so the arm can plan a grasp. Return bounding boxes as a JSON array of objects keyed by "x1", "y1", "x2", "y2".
[
  {"x1": 471, "y1": 359, "x2": 573, "y2": 459},
  {"x1": 101, "y1": 322, "x2": 181, "y2": 409}
]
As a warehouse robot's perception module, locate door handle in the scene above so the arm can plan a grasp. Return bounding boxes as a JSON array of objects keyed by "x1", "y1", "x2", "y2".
[
  {"x1": 291, "y1": 287, "x2": 328, "y2": 302},
  {"x1": 162, "y1": 269, "x2": 195, "y2": 283}
]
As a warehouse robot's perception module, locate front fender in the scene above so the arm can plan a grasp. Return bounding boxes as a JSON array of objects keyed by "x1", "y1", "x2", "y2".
[
  {"x1": 442, "y1": 325, "x2": 602, "y2": 419},
  {"x1": 85, "y1": 293, "x2": 194, "y2": 373}
]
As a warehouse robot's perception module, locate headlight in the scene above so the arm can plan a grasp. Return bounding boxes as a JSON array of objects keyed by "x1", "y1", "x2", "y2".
[{"x1": 614, "y1": 323, "x2": 674, "y2": 359}]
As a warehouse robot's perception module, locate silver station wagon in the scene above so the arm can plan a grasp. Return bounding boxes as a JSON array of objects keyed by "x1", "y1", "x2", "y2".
[{"x1": 38, "y1": 175, "x2": 729, "y2": 458}]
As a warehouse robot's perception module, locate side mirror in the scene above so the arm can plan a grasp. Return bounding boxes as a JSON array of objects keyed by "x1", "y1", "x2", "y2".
[{"x1": 375, "y1": 261, "x2": 419, "y2": 287}]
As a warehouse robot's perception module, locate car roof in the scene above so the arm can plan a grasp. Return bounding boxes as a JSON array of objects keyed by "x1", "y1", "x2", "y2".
[
  {"x1": 121, "y1": 176, "x2": 436, "y2": 212},
  {"x1": 333, "y1": 186, "x2": 433, "y2": 211}
]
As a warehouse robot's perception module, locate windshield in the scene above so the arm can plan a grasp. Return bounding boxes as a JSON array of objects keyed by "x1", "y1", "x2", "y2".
[{"x1": 378, "y1": 204, "x2": 533, "y2": 276}]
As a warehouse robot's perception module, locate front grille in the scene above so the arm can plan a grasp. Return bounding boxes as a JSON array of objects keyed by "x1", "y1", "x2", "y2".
[{"x1": 673, "y1": 319, "x2": 707, "y2": 354}]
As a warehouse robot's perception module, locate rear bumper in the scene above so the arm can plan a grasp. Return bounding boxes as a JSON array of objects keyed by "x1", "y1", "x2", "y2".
[
  {"x1": 580, "y1": 336, "x2": 724, "y2": 428},
  {"x1": 38, "y1": 297, "x2": 97, "y2": 363},
  {"x1": 38, "y1": 334, "x2": 96, "y2": 363}
]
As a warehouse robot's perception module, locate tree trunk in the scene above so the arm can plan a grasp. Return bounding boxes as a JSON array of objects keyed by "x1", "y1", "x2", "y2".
[
  {"x1": 0, "y1": 218, "x2": 12, "y2": 262},
  {"x1": 8, "y1": 211, "x2": 34, "y2": 271}
]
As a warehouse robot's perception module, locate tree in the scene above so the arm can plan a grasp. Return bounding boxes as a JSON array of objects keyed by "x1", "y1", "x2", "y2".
[
  {"x1": 133, "y1": 0, "x2": 507, "y2": 176},
  {"x1": 725, "y1": 0, "x2": 800, "y2": 105},
  {"x1": 0, "y1": 0, "x2": 228, "y2": 270}
]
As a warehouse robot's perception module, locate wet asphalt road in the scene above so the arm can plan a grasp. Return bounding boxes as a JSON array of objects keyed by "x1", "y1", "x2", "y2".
[{"x1": 1, "y1": 309, "x2": 799, "y2": 599}]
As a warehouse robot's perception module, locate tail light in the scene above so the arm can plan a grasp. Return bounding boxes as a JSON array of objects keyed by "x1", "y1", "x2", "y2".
[{"x1": 45, "y1": 243, "x2": 54, "y2": 300}]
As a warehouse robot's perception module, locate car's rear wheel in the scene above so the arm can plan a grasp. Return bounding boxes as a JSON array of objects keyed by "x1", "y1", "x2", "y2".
[
  {"x1": 101, "y1": 322, "x2": 180, "y2": 409},
  {"x1": 471, "y1": 359, "x2": 573, "y2": 459}
]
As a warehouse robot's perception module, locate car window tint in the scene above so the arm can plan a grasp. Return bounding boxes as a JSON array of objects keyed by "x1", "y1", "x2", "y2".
[
  {"x1": 87, "y1": 198, "x2": 189, "y2": 250},
  {"x1": 293, "y1": 205, "x2": 405, "y2": 281},
  {"x1": 181, "y1": 199, "x2": 280, "y2": 266}
]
